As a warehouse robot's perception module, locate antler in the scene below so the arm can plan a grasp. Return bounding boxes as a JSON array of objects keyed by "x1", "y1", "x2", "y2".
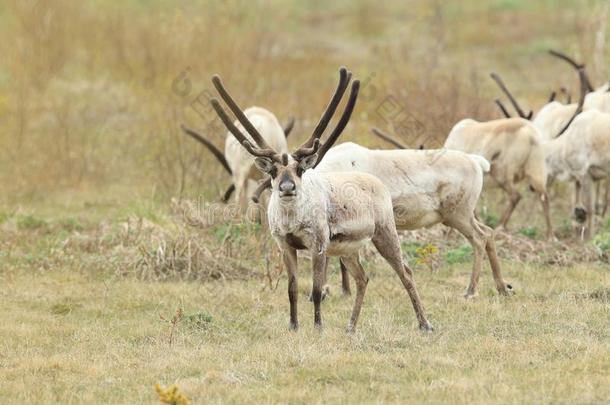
[
  {"x1": 494, "y1": 99, "x2": 511, "y2": 118},
  {"x1": 293, "y1": 67, "x2": 351, "y2": 155},
  {"x1": 252, "y1": 69, "x2": 361, "y2": 202},
  {"x1": 180, "y1": 124, "x2": 232, "y2": 174},
  {"x1": 210, "y1": 97, "x2": 282, "y2": 163},
  {"x1": 283, "y1": 117, "x2": 295, "y2": 137},
  {"x1": 555, "y1": 67, "x2": 587, "y2": 137},
  {"x1": 370, "y1": 127, "x2": 408, "y2": 149},
  {"x1": 548, "y1": 49, "x2": 595, "y2": 93},
  {"x1": 221, "y1": 184, "x2": 236, "y2": 203},
  {"x1": 548, "y1": 91, "x2": 557, "y2": 103},
  {"x1": 251, "y1": 178, "x2": 271, "y2": 204},
  {"x1": 211, "y1": 75, "x2": 272, "y2": 149},
  {"x1": 490, "y1": 72, "x2": 533, "y2": 119},
  {"x1": 314, "y1": 79, "x2": 360, "y2": 166}
]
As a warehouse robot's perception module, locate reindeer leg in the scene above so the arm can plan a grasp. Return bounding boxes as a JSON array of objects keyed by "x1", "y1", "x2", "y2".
[
  {"x1": 539, "y1": 191, "x2": 554, "y2": 240},
  {"x1": 497, "y1": 182, "x2": 521, "y2": 231},
  {"x1": 573, "y1": 180, "x2": 587, "y2": 238},
  {"x1": 282, "y1": 248, "x2": 299, "y2": 331},
  {"x1": 582, "y1": 176, "x2": 595, "y2": 239},
  {"x1": 311, "y1": 251, "x2": 326, "y2": 329},
  {"x1": 445, "y1": 217, "x2": 485, "y2": 299},
  {"x1": 339, "y1": 258, "x2": 352, "y2": 296},
  {"x1": 340, "y1": 255, "x2": 368, "y2": 333},
  {"x1": 372, "y1": 227, "x2": 433, "y2": 331},
  {"x1": 476, "y1": 218, "x2": 513, "y2": 296}
]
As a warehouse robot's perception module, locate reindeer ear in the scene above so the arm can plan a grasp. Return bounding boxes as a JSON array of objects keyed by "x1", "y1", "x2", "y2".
[
  {"x1": 297, "y1": 154, "x2": 318, "y2": 175},
  {"x1": 254, "y1": 157, "x2": 275, "y2": 174}
]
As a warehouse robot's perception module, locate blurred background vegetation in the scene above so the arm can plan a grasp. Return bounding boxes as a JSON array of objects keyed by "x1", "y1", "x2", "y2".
[{"x1": 0, "y1": 0, "x2": 607, "y2": 211}]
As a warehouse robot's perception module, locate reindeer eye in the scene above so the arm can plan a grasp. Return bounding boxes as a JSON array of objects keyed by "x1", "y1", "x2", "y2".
[{"x1": 269, "y1": 167, "x2": 277, "y2": 179}]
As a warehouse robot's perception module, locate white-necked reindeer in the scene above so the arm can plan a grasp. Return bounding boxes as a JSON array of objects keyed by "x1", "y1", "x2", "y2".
[
  {"x1": 209, "y1": 68, "x2": 433, "y2": 332},
  {"x1": 181, "y1": 110, "x2": 294, "y2": 210}
]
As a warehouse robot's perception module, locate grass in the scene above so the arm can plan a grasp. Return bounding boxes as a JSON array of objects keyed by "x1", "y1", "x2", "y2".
[{"x1": 0, "y1": 258, "x2": 608, "y2": 404}]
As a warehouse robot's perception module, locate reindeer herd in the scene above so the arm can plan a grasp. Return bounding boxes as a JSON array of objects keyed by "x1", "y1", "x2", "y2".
[{"x1": 180, "y1": 49, "x2": 610, "y2": 332}]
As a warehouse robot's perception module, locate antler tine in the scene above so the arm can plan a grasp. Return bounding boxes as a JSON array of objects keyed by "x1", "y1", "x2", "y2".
[
  {"x1": 548, "y1": 91, "x2": 557, "y2": 103},
  {"x1": 548, "y1": 50, "x2": 595, "y2": 93},
  {"x1": 296, "y1": 67, "x2": 350, "y2": 151},
  {"x1": 370, "y1": 127, "x2": 408, "y2": 149},
  {"x1": 494, "y1": 99, "x2": 511, "y2": 118},
  {"x1": 292, "y1": 138, "x2": 320, "y2": 160},
  {"x1": 282, "y1": 117, "x2": 295, "y2": 137},
  {"x1": 211, "y1": 75, "x2": 271, "y2": 149},
  {"x1": 489, "y1": 72, "x2": 532, "y2": 119},
  {"x1": 242, "y1": 140, "x2": 281, "y2": 162},
  {"x1": 251, "y1": 178, "x2": 271, "y2": 203},
  {"x1": 314, "y1": 80, "x2": 361, "y2": 167},
  {"x1": 555, "y1": 67, "x2": 587, "y2": 137},
  {"x1": 180, "y1": 124, "x2": 232, "y2": 174}
]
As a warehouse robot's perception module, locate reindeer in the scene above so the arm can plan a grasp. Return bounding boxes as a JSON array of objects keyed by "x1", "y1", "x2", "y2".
[
  {"x1": 208, "y1": 67, "x2": 433, "y2": 332},
  {"x1": 316, "y1": 139, "x2": 513, "y2": 299},
  {"x1": 547, "y1": 50, "x2": 610, "y2": 216},
  {"x1": 492, "y1": 54, "x2": 610, "y2": 222},
  {"x1": 443, "y1": 117, "x2": 553, "y2": 239},
  {"x1": 181, "y1": 117, "x2": 294, "y2": 204},
  {"x1": 544, "y1": 109, "x2": 610, "y2": 238}
]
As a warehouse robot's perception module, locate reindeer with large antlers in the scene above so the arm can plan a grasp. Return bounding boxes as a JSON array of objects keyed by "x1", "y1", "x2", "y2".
[{"x1": 207, "y1": 67, "x2": 433, "y2": 332}]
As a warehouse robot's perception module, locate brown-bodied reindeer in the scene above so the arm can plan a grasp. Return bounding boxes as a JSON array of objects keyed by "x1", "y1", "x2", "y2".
[{"x1": 207, "y1": 67, "x2": 433, "y2": 332}]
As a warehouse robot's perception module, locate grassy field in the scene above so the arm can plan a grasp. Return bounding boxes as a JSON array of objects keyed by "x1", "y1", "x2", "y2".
[
  {"x1": 1, "y1": 251, "x2": 608, "y2": 404},
  {"x1": 1, "y1": 0, "x2": 610, "y2": 404}
]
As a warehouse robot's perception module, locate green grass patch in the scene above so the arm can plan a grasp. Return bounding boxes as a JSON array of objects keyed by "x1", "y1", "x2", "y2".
[{"x1": 444, "y1": 244, "x2": 473, "y2": 264}]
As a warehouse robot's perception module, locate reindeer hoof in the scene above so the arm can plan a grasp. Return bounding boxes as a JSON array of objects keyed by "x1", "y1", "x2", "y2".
[
  {"x1": 420, "y1": 323, "x2": 434, "y2": 332},
  {"x1": 464, "y1": 291, "x2": 478, "y2": 300},
  {"x1": 499, "y1": 283, "x2": 515, "y2": 296},
  {"x1": 289, "y1": 322, "x2": 299, "y2": 331},
  {"x1": 342, "y1": 288, "x2": 352, "y2": 297}
]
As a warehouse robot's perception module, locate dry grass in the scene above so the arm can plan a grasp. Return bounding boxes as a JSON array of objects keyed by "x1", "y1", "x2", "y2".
[
  {"x1": 0, "y1": 247, "x2": 608, "y2": 404},
  {"x1": 1, "y1": 1, "x2": 610, "y2": 404}
]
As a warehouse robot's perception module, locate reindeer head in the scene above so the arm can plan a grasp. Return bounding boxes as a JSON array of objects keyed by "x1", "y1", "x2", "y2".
[{"x1": 208, "y1": 67, "x2": 360, "y2": 202}]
